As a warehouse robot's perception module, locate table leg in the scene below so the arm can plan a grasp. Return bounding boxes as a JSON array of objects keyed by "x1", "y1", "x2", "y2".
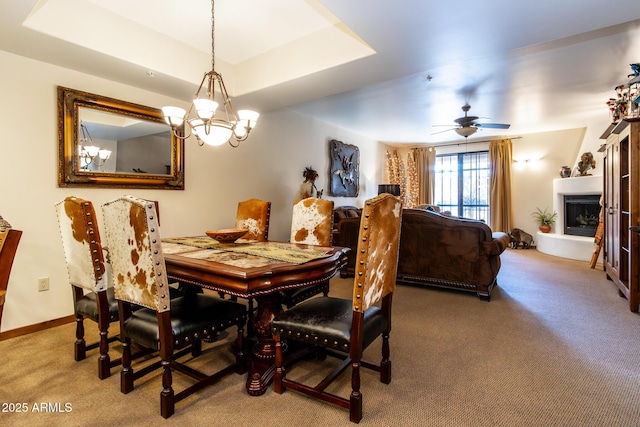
[{"x1": 245, "y1": 293, "x2": 283, "y2": 396}]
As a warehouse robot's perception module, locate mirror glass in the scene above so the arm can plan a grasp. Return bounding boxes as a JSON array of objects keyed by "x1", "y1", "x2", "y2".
[{"x1": 58, "y1": 86, "x2": 184, "y2": 189}]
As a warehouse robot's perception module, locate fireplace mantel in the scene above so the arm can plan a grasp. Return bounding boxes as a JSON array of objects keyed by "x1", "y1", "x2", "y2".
[
  {"x1": 553, "y1": 175, "x2": 602, "y2": 233},
  {"x1": 536, "y1": 175, "x2": 603, "y2": 262}
]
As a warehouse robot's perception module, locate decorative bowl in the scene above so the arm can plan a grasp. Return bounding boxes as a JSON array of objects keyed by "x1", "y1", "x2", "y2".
[{"x1": 205, "y1": 228, "x2": 248, "y2": 243}]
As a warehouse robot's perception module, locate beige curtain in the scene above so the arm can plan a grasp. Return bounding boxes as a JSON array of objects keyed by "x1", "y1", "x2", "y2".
[
  {"x1": 489, "y1": 139, "x2": 513, "y2": 232},
  {"x1": 414, "y1": 147, "x2": 436, "y2": 205}
]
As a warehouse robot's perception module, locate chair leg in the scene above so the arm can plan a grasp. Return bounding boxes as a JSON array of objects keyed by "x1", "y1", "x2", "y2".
[
  {"x1": 273, "y1": 335, "x2": 285, "y2": 394},
  {"x1": 74, "y1": 315, "x2": 86, "y2": 361},
  {"x1": 191, "y1": 339, "x2": 202, "y2": 357},
  {"x1": 235, "y1": 324, "x2": 247, "y2": 374},
  {"x1": 97, "y1": 315, "x2": 112, "y2": 379},
  {"x1": 380, "y1": 331, "x2": 391, "y2": 384},
  {"x1": 247, "y1": 298, "x2": 255, "y2": 336},
  {"x1": 350, "y1": 394, "x2": 363, "y2": 423},
  {"x1": 98, "y1": 331, "x2": 111, "y2": 380},
  {"x1": 322, "y1": 279, "x2": 330, "y2": 297},
  {"x1": 160, "y1": 358, "x2": 175, "y2": 419},
  {"x1": 350, "y1": 361, "x2": 363, "y2": 423},
  {"x1": 121, "y1": 338, "x2": 134, "y2": 394}
]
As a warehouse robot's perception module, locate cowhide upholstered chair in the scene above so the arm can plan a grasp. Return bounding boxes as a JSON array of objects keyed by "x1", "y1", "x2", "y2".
[
  {"x1": 235, "y1": 198, "x2": 271, "y2": 242},
  {"x1": 55, "y1": 196, "x2": 119, "y2": 379},
  {"x1": 272, "y1": 193, "x2": 403, "y2": 423},
  {"x1": 234, "y1": 198, "x2": 271, "y2": 330},
  {"x1": 0, "y1": 218, "x2": 22, "y2": 332},
  {"x1": 102, "y1": 195, "x2": 247, "y2": 419},
  {"x1": 281, "y1": 197, "x2": 334, "y2": 308}
]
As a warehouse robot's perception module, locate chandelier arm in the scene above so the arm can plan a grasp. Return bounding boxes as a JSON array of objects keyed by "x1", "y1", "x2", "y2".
[
  {"x1": 195, "y1": 72, "x2": 211, "y2": 99},
  {"x1": 172, "y1": 126, "x2": 192, "y2": 141},
  {"x1": 216, "y1": 75, "x2": 238, "y2": 120}
]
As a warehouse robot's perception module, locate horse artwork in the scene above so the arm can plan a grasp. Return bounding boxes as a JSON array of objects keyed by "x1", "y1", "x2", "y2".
[{"x1": 329, "y1": 139, "x2": 359, "y2": 197}]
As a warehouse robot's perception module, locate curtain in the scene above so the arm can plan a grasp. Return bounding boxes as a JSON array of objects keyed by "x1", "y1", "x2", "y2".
[
  {"x1": 414, "y1": 147, "x2": 436, "y2": 205},
  {"x1": 489, "y1": 138, "x2": 513, "y2": 232}
]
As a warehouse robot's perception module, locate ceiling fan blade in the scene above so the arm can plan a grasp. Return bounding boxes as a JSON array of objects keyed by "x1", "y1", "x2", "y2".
[
  {"x1": 476, "y1": 123, "x2": 510, "y2": 129},
  {"x1": 430, "y1": 127, "x2": 457, "y2": 135}
]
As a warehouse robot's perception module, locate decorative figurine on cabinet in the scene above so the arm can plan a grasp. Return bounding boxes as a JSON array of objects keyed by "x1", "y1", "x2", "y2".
[{"x1": 577, "y1": 152, "x2": 596, "y2": 176}]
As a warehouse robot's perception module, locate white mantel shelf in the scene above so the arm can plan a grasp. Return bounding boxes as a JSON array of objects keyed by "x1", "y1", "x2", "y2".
[{"x1": 536, "y1": 175, "x2": 603, "y2": 263}]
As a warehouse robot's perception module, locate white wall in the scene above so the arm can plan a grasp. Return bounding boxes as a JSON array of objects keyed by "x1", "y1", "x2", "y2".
[{"x1": 0, "y1": 50, "x2": 382, "y2": 332}]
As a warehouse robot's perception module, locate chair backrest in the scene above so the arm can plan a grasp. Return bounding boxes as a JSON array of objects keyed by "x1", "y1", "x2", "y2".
[
  {"x1": 0, "y1": 227, "x2": 22, "y2": 328},
  {"x1": 236, "y1": 198, "x2": 271, "y2": 241},
  {"x1": 55, "y1": 197, "x2": 107, "y2": 293},
  {"x1": 102, "y1": 195, "x2": 169, "y2": 312},
  {"x1": 290, "y1": 198, "x2": 334, "y2": 246},
  {"x1": 352, "y1": 193, "x2": 403, "y2": 313}
]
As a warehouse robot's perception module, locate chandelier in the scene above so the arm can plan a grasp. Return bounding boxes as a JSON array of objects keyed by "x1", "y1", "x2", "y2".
[
  {"x1": 162, "y1": 0, "x2": 259, "y2": 147},
  {"x1": 78, "y1": 122, "x2": 111, "y2": 170}
]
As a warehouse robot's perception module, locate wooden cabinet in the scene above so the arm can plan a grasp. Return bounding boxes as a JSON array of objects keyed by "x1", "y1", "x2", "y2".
[{"x1": 602, "y1": 119, "x2": 640, "y2": 312}]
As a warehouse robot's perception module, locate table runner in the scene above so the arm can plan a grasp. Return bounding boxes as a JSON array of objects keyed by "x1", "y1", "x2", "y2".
[{"x1": 162, "y1": 237, "x2": 332, "y2": 265}]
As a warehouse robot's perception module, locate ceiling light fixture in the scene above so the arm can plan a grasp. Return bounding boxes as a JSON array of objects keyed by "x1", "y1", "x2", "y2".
[
  {"x1": 455, "y1": 126, "x2": 478, "y2": 138},
  {"x1": 78, "y1": 122, "x2": 111, "y2": 170},
  {"x1": 162, "y1": 0, "x2": 258, "y2": 147}
]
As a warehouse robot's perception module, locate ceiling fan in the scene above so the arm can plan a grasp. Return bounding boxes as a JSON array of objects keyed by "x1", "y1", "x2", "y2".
[{"x1": 432, "y1": 104, "x2": 510, "y2": 138}]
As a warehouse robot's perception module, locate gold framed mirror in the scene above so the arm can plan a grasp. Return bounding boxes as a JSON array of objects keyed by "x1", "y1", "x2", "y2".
[{"x1": 57, "y1": 86, "x2": 184, "y2": 189}]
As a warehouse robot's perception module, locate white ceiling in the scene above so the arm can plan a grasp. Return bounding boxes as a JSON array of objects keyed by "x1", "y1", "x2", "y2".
[{"x1": 2, "y1": 0, "x2": 640, "y2": 144}]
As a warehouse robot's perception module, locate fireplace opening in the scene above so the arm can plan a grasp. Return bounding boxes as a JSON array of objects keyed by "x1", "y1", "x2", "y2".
[{"x1": 564, "y1": 195, "x2": 600, "y2": 237}]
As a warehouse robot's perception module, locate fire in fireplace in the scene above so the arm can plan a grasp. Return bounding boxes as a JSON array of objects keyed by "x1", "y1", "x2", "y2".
[{"x1": 564, "y1": 195, "x2": 600, "y2": 237}]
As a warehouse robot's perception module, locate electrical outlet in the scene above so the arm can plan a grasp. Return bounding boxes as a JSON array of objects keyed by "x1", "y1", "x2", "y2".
[{"x1": 37, "y1": 277, "x2": 49, "y2": 292}]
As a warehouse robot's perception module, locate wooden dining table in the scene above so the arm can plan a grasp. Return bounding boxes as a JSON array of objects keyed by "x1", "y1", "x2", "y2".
[{"x1": 161, "y1": 237, "x2": 349, "y2": 396}]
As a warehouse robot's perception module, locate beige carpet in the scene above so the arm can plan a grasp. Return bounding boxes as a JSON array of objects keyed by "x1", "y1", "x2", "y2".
[{"x1": 1, "y1": 249, "x2": 640, "y2": 426}]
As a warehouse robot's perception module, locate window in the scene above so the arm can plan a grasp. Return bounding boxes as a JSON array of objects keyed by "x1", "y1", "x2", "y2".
[{"x1": 434, "y1": 151, "x2": 489, "y2": 222}]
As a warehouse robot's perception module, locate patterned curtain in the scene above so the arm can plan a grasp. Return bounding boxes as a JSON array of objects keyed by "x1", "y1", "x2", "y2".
[
  {"x1": 414, "y1": 147, "x2": 436, "y2": 205},
  {"x1": 489, "y1": 139, "x2": 513, "y2": 232}
]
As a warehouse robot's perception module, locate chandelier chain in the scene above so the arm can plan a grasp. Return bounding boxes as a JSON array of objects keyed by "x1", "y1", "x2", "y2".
[{"x1": 211, "y1": 0, "x2": 215, "y2": 71}]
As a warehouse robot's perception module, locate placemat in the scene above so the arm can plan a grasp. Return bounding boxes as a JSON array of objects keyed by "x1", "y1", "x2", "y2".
[
  {"x1": 162, "y1": 236, "x2": 221, "y2": 249},
  {"x1": 162, "y1": 237, "x2": 332, "y2": 264},
  {"x1": 225, "y1": 241, "x2": 332, "y2": 264}
]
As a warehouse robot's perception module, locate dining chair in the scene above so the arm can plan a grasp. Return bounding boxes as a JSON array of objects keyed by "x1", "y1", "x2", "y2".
[
  {"x1": 281, "y1": 197, "x2": 334, "y2": 308},
  {"x1": 0, "y1": 223, "x2": 22, "y2": 332},
  {"x1": 102, "y1": 195, "x2": 247, "y2": 418},
  {"x1": 55, "y1": 196, "x2": 121, "y2": 379},
  {"x1": 272, "y1": 193, "x2": 403, "y2": 423},
  {"x1": 234, "y1": 198, "x2": 271, "y2": 330},
  {"x1": 235, "y1": 198, "x2": 271, "y2": 241}
]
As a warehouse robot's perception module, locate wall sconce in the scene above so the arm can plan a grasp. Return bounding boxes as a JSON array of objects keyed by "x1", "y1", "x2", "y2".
[{"x1": 512, "y1": 156, "x2": 541, "y2": 170}]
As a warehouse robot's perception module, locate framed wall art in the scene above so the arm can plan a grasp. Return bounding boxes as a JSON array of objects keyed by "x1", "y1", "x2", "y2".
[{"x1": 329, "y1": 139, "x2": 359, "y2": 197}]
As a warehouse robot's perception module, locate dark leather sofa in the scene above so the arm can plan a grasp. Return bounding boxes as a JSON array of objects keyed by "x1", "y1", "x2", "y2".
[
  {"x1": 332, "y1": 206, "x2": 510, "y2": 300},
  {"x1": 332, "y1": 206, "x2": 362, "y2": 278}
]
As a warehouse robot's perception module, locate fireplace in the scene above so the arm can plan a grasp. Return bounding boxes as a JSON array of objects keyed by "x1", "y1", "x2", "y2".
[{"x1": 564, "y1": 194, "x2": 600, "y2": 237}]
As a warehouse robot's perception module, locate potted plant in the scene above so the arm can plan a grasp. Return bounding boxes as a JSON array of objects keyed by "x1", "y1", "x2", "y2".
[{"x1": 532, "y1": 207, "x2": 557, "y2": 233}]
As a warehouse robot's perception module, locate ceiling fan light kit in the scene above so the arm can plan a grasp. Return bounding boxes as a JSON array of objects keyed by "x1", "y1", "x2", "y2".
[
  {"x1": 455, "y1": 126, "x2": 478, "y2": 138},
  {"x1": 433, "y1": 103, "x2": 510, "y2": 139}
]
